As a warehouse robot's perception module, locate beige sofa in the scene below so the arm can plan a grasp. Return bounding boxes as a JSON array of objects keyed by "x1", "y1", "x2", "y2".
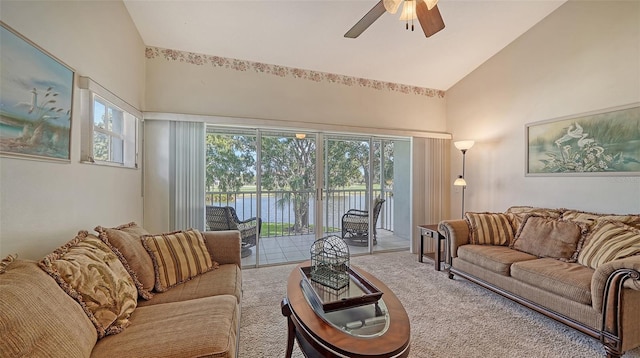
[
  {"x1": 0, "y1": 225, "x2": 242, "y2": 358},
  {"x1": 439, "y1": 207, "x2": 640, "y2": 358}
]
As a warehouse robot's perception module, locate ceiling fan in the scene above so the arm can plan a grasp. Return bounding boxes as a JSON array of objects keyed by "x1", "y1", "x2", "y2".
[{"x1": 345, "y1": 0, "x2": 445, "y2": 39}]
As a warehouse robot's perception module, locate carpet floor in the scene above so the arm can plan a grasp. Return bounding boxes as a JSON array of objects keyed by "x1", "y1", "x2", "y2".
[{"x1": 239, "y1": 251, "x2": 640, "y2": 357}]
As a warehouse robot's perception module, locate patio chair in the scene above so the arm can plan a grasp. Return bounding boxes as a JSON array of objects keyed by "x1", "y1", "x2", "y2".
[
  {"x1": 341, "y1": 198, "x2": 385, "y2": 246},
  {"x1": 206, "y1": 205, "x2": 261, "y2": 258}
]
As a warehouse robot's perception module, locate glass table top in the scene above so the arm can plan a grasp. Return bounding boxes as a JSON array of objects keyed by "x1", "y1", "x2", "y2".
[{"x1": 300, "y1": 276, "x2": 390, "y2": 338}]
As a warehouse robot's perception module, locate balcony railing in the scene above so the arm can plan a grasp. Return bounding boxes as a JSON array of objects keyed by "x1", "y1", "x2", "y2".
[{"x1": 205, "y1": 189, "x2": 393, "y2": 238}]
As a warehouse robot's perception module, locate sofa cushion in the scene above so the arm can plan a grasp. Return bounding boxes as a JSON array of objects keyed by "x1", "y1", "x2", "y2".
[
  {"x1": 142, "y1": 229, "x2": 217, "y2": 292},
  {"x1": 39, "y1": 231, "x2": 138, "y2": 338},
  {"x1": 91, "y1": 295, "x2": 239, "y2": 358},
  {"x1": 137, "y1": 263, "x2": 242, "y2": 307},
  {"x1": 512, "y1": 215, "x2": 584, "y2": 262},
  {"x1": 457, "y1": 245, "x2": 538, "y2": 276},
  {"x1": 578, "y1": 220, "x2": 640, "y2": 269},
  {"x1": 1, "y1": 258, "x2": 97, "y2": 357},
  {"x1": 95, "y1": 222, "x2": 155, "y2": 299},
  {"x1": 465, "y1": 212, "x2": 514, "y2": 246},
  {"x1": 505, "y1": 206, "x2": 563, "y2": 233},
  {"x1": 511, "y1": 258, "x2": 593, "y2": 305},
  {"x1": 562, "y1": 210, "x2": 640, "y2": 229}
]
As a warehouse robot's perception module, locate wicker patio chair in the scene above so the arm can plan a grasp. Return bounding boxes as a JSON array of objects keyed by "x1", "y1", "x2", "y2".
[
  {"x1": 206, "y1": 205, "x2": 261, "y2": 258},
  {"x1": 341, "y1": 198, "x2": 385, "y2": 246}
]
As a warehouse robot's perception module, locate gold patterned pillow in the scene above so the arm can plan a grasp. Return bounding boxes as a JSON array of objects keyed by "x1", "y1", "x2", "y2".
[
  {"x1": 39, "y1": 231, "x2": 138, "y2": 339},
  {"x1": 465, "y1": 212, "x2": 514, "y2": 246},
  {"x1": 578, "y1": 220, "x2": 640, "y2": 269},
  {"x1": 142, "y1": 229, "x2": 217, "y2": 292},
  {"x1": 95, "y1": 222, "x2": 155, "y2": 300}
]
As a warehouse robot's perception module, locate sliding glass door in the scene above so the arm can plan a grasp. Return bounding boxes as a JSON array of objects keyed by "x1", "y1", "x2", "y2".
[
  {"x1": 259, "y1": 131, "x2": 317, "y2": 265},
  {"x1": 205, "y1": 129, "x2": 259, "y2": 266},
  {"x1": 322, "y1": 135, "x2": 410, "y2": 253},
  {"x1": 205, "y1": 127, "x2": 410, "y2": 267}
]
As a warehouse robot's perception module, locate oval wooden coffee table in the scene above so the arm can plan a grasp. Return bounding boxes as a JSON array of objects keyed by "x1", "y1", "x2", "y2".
[{"x1": 280, "y1": 262, "x2": 410, "y2": 357}]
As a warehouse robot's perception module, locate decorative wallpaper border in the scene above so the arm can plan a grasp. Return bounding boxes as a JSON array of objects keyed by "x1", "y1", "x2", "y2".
[{"x1": 145, "y1": 46, "x2": 445, "y2": 98}]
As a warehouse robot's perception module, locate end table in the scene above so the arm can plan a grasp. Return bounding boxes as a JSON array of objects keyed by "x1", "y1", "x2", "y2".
[{"x1": 418, "y1": 224, "x2": 445, "y2": 271}]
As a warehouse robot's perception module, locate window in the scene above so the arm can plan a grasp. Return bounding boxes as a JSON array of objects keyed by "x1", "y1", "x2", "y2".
[{"x1": 79, "y1": 77, "x2": 140, "y2": 168}]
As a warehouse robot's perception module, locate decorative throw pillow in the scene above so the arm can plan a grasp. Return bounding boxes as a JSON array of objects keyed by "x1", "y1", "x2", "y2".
[
  {"x1": 563, "y1": 210, "x2": 640, "y2": 229},
  {"x1": 39, "y1": 231, "x2": 138, "y2": 339},
  {"x1": 512, "y1": 215, "x2": 584, "y2": 262},
  {"x1": 505, "y1": 206, "x2": 563, "y2": 233},
  {"x1": 95, "y1": 222, "x2": 154, "y2": 300},
  {"x1": 578, "y1": 220, "x2": 640, "y2": 269},
  {"x1": 465, "y1": 212, "x2": 514, "y2": 246},
  {"x1": 142, "y1": 229, "x2": 217, "y2": 292}
]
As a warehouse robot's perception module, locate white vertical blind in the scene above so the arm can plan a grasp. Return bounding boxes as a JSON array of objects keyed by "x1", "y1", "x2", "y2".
[
  {"x1": 169, "y1": 121, "x2": 205, "y2": 231},
  {"x1": 424, "y1": 137, "x2": 450, "y2": 224},
  {"x1": 412, "y1": 137, "x2": 450, "y2": 253}
]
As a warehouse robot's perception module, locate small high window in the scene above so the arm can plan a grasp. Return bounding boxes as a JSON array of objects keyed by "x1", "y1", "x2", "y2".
[{"x1": 79, "y1": 77, "x2": 140, "y2": 168}]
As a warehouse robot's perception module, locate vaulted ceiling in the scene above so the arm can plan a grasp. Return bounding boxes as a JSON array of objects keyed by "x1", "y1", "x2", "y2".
[{"x1": 124, "y1": 0, "x2": 566, "y2": 91}]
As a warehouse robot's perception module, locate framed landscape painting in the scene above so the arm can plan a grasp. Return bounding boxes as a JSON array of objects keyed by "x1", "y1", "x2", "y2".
[
  {"x1": 0, "y1": 22, "x2": 74, "y2": 162},
  {"x1": 526, "y1": 103, "x2": 640, "y2": 176}
]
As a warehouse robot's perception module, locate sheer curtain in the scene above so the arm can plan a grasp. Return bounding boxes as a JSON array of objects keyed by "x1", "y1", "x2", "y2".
[{"x1": 169, "y1": 121, "x2": 205, "y2": 231}]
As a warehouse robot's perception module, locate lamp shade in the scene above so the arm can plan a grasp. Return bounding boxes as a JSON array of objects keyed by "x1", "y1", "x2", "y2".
[
  {"x1": 399, "y1": 0, "x2": 417, "y2": 20},
  {"x1": 454, "y1": 140, "x2": 475, "y2": 151},
  {"x1": 453, "y1": 175, "x2": 467, "y2": 187}
]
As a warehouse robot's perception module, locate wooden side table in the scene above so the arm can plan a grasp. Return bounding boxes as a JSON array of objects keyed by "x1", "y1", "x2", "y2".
[{"x1": 418, "y1": 224, "x2": 445, "y2": 271}]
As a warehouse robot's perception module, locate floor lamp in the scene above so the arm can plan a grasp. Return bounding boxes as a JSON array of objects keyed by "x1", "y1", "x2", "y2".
[{"x1": 454, "y1": 140, "x2": 474, "y2": 218}]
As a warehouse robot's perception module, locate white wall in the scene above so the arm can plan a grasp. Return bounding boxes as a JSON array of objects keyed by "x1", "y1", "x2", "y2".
[
  {"x1": 0, "y1": 1, "x2": 146, "y2": 259},
  {"x1": 446, "y1": 0, "x2": 640, "y2": 217}
]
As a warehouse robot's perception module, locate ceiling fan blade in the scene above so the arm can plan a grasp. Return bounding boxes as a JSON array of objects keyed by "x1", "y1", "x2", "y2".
[
  {"x1": 344, "y1": 1, "x2": 387, "y2": 38},
  {"x1": 416, "y1": 2, "x2": 445, "y2": 38}
]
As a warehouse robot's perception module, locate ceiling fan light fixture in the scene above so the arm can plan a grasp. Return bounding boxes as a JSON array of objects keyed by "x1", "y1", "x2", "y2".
[
  {"x1": 344, "y1": 0, "x2": 445, "y2": 39},
  {"x1": 383, "y1": 0, "x2": 402, "y2": 14},
  {"x1": 399, "y1": 0, "x2": 417, "y2": 21}
]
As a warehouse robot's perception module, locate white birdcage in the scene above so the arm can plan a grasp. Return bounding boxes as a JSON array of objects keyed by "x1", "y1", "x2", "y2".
[{"x1": 310, "y1": 235, "x2": 350, "y2": 290}]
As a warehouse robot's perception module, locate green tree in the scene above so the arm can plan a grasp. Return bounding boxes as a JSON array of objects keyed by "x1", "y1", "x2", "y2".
[
  {"x1": 326, "y1": 139, "x2": 394, "y2": 193},
  {"x1": 206, "y1": 134, "x2": 255, "y2": 192},
  {"x1": 261, "y1": 136, "x2": 315, "y2": 233},
  {"x1": 206, "y1": 133, "x2": 396, "y2": 233},
  {"x1": 326, "y1": 140, "x2": 369, "y2": 188}
]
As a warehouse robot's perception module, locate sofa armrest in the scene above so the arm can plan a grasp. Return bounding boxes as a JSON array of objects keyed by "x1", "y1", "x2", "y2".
[
  {"x1": 591, "y1": 255, "x2": 640, "y2": 312},
  {"x1": 202, "y1": 230, "x2": 242, "y2": 267},
  {"x1": 438, "y1": 219, "x2": 470, "y2": 259}
]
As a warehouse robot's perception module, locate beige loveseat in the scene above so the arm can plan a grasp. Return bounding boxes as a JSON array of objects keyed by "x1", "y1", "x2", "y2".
[
  {"x1": 439, "y1": 207, "x2": 640, "y2": 358},
  {"x1": 0, "y1": 224, "x2": 242, "y2": 358}
]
